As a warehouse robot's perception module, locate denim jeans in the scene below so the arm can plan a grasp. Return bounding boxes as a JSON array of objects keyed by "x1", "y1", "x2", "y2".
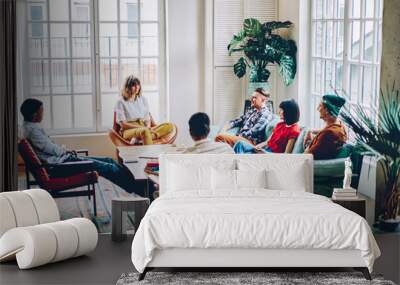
[
  {"x1": 51, "y1": 156, "x2": 138, "y2": 194},
  {"x1": 233, "y1": 141, "x2": 272, "y2": 154}
]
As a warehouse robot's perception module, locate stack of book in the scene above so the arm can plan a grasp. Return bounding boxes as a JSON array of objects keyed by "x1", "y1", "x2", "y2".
[
  {"x1": 144, "y1": 160, "x2": 159, "y2": 176},
  {"x1": 332, "y1": 188, "x2": 357, "y2": 200}
]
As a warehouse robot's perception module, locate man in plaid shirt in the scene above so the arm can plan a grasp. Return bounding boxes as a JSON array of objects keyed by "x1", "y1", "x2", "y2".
[{"x1": 215, "y1": 88, "x2": 274, "y2": 146}]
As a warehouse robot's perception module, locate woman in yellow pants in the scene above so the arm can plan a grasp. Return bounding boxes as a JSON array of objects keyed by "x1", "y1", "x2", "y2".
[{"x1": 114, "y1": 75, "x2": 174, "y2": 145}]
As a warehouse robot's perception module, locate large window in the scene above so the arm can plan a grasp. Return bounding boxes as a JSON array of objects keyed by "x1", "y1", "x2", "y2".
[
  {"x1": 24, "y1": 0, "x2": 164, "y2": 134},
  {"x1": 310, "y1": 0, "x2": 382, "y2": 128}
]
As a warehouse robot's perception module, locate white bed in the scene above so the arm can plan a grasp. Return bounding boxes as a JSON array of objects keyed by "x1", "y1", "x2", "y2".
[{"x1": 131, "y1": 154, "x2": 380, "y2": 280}]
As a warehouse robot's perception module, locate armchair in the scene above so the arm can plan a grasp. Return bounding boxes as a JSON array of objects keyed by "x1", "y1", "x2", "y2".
[
  {"x1": 108, "y1": 112, "x2": 178, "y2": 147},
  {"x1": 0, "y1": 189, "x2": 98, "y2": 269},
  {"x1": 18, "y1": 139, "x2": 98, "y2": 216}
]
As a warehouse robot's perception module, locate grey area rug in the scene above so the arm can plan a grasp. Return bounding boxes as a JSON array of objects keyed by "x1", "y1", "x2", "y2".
[{"x1": 116, "y1": 272, "x2": 395, "y2": 285}]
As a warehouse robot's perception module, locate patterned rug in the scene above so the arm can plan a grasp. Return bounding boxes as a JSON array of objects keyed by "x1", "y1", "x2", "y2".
[
  {"x1": 116, "y1": 271, "x2": 395, "y2": 285},
  {"x1": 18, "y1": 176, "x2": 139, "y2": 233}
]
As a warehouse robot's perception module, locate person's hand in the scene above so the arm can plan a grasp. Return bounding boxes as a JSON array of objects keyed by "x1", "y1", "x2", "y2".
[
  {"x1": 303, "y1": 131, "x2": 312, "y2": 146},
  {"x1": 150, "y1": 130, "x2": 158, "y2": 139},
  {"x1": 221, "y1": 124, "x2": 230, "y2": 133}
]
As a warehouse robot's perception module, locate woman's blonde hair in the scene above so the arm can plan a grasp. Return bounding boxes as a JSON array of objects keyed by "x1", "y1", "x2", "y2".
[{"x1": 121, "y1": 75, "x2": 141, "y2": 101}]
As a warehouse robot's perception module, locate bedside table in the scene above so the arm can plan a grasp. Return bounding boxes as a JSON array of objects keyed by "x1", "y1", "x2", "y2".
[{"x1": 331, "y1": 194, "x2": 366, "y2": 218}]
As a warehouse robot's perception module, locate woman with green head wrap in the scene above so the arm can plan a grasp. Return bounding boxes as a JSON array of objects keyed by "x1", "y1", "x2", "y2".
[{"x1": 303, "y1": 94, "x2": 347, "y2": 160}]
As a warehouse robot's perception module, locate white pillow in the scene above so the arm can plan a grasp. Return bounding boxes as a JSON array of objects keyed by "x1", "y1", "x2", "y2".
[
  {"x1": 266, "y1": 165, "x2": 307, "y2": 191},
  {"x1": 168, "y1": 163, "x2": 210, "y2": 191},
  {"x1": 236, "y1": 169, "x2": 267, "y2": 189},
  {"x1": 211, "y1": 168, "x2": 237, "y2": 190}
]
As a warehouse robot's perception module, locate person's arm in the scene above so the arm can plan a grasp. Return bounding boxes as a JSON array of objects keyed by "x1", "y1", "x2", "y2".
[
  {"x1": 29, "y1": 127, "x2": 66, "y2": 157},
  {"x1": 242, "y1": 111, "x2": 273, "y2": 139},
  {"x1": 229, "y1": 111, "x2": 248, "y2": 129},
  {"x1": 284, "y1": 138, "x2": 296, "y2": 153},
  {"x1": 304, "y1": 131, "x2": 335, "y2": 158}
]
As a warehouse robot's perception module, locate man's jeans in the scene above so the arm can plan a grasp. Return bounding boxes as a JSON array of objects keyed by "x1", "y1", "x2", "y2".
[
  {"x1": 233, "y1": 140, "x2": 272, "y2": 154},
  {"x1": 50, "y1": 156, "x2": 138, "y2": 195}
]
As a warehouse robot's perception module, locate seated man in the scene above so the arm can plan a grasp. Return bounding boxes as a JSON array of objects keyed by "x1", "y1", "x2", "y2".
[
  {"x1": 183, "y1": 112, "x2": 234, "y2": 154},
  {"x1": 20, "y1": 99, "x2": 138, "y2": 194},
  {"x1": 234, "y1": 99, "x2": 301, "y2": 154},
  {"x1": 303, "y1": 94, "x2": 347, "y2": 160},
  {"x1": 215, "y1": 88, "x2": 274, "y2": 146}
]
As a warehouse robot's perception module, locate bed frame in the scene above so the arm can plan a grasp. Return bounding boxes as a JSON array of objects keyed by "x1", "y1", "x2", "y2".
[
  {"x1": 139, "y1": 248, "x2": 371, "y2": 280},
  {"x1": 136, "y1": 154, "x2": 372, "y2": 281}
]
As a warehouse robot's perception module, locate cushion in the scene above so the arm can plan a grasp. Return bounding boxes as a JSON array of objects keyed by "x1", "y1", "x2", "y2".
[
  {"x1": 336, "y1": 144, "x2": 353, "y2": 158},
  {"x1": 264, "y1": 116, "x2": 280, "y2": 139},
  {"x1": 266, "y1": 164, "x2": 307, "y2": 191},
  {"x1": 236, "y1": 169, "x2": 267, "y2": 189},
  {"x1": 211, "y1": 168, "x2": 236, "y2": 190},
  {"x1": 292, "y1": 127, "x2": 308, "y2": 154}
]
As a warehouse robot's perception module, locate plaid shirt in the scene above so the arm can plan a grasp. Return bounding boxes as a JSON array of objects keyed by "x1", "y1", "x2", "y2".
[{"x1": 229, "y1": 106, "x2": 274, "y2": 144}]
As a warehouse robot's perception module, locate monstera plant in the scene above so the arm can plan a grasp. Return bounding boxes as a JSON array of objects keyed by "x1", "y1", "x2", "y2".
[
  {"x1": 340, "y1": 84, "x2": 400, "y2": 231},
  {"x1": 228, "y1": 18, "x2": 297, "y2": 87}
]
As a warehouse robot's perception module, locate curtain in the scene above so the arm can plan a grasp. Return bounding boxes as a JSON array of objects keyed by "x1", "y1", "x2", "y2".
[{"x1": 0, "y1": 0, "x2": 17, "y2": 192}]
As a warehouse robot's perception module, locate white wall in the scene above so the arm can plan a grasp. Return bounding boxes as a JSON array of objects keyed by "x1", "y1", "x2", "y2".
[
  {"x1": 166, "y1": 0, "x2": 205, "y2": 146},
  {"x1": 277, "y1": 0, "x2": 311, "y2": 126}
]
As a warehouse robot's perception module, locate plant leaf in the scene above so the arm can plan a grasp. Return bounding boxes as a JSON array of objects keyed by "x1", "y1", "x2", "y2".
[
  {"x1": 262, "y1": 21, "x2": 293, "y2": 34},
  {"x1": 233, "y1": 57, "x2": 247, "y2": 78},
  {"x1": 228, "y1": 30, "x2": 246, "y2": 55},
  {"x1": 278, "y1": 55, "x2": 296, "y2": 86},
  {"x1": 243, "y1": 18, "x2": 262, "y2": 37}
]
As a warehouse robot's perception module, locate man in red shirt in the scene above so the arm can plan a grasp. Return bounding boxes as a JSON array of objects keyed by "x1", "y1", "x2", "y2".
[{"x1": 234, "y1": 99, "x2": 300, "y2": 153}]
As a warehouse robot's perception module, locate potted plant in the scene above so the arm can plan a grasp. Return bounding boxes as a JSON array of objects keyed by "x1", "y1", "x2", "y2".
[
  {"x1": 340, "y1": 84, "x2": 400, "y2": 232},
  {"x1": 228, "y1": 18, "x2": 297, "y2": 96}
]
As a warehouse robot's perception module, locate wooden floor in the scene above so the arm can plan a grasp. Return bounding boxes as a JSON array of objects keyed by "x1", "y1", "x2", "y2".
[{"x1": 0, "y1": 234, "x2": 134, "y2": 285}]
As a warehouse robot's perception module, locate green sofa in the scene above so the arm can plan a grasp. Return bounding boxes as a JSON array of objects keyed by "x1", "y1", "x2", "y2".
[{"x1": 210, "y1": 117, "x2": 361, "y2": 197}]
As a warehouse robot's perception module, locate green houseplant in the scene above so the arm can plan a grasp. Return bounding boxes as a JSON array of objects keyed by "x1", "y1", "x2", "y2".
[
  {"x1": 340, "y1": 84, "x2": 400, "y2": 231},
  {"x1": 228, "y1": 18, "x2": 297, "y2": 94}
]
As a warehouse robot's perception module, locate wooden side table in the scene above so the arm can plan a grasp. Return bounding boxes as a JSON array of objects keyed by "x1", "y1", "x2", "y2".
[
  {"x1": 331, "y1": 194, "x2": 366, "y2": 218},
  {"x1": 112, "y1": 197, "x2": 150, "y2": 242}
]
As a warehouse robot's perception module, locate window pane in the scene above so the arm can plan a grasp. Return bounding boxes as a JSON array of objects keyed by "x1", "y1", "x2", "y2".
[
  {"x1": 51, "y1": 60, "x2": 71, "y2": 94},
  {"x1": 335, "y1": 22, "x2": 344, "y2": 59},
  {"x1": 100, "y1": 24, "x2": 118, "y2": 57},
  {"x1": 50, "y1": 0, "x2": 69, "y2": 21},
  {"x1": 376, "y1": 0, "x2": 383, "y2": 18},
  {"x1": 120, "y1": 23, "x2": 139, "y2": 57},
  {"x1": 337, "y1": 0, "x2": 345, "y2": 18},
  {"x1": 101, "y1": 93, "x2": 119, "y2": 127},
  {"x1": 313, "y1": 59, "x2": 324, "y2": 94},
  {"x1": 121, "y1": 58, "x2": 139, "y2": 81},
  {"x1": 375, "y1": 20, "x2": 382, "y2": 63},
  {"x1": 349, "y1": 64, "x2": 360, "y2": 101},
  {"x1": 141, "y1": 58, "x2": 158, "y2": 91},
  {"x1": 362, "y1": 66, "x2": 374, "y2": 106},
  {"x1": 72, "y1": 60, "x2": 92, "y2": 93},
  {"x1": 30, "y1": 60, "x2": 50, "y2": 94},
  {"x1": 50, "y1": 24, "x2": 70, "y2": 58},
  {"x1": 325, "y1": 21, "x2": 333, "y2": 58},
  {"x1": 120, "y1": 0, "x2": 138, "y2": 21},
  {"x1": 314, "y1": 0, "x2": 323, "y2": 19},
  {"x1": 350, "y1": 21, "x2": 360, "y2": 60},
  {"x1": 351, "y1": 0, "x2": 361, "y2": 18},
  {"x1": 29, "y1": 23, "x2": 48, "y2": 58},
  {"x1": 53, "y1": 95, "x2": 72, "y2": 129},
  {"x1": 28, "y1": 0, "x2": 47, "y2": 21},
  {"x1": 335, "y1": 62, "x2": 343, "y2": 90},
  {"x1": 324, "y1": 0, "x2": 334, "y2": 19},
  {"x1": 74, "y1": 95, "x2": 93, "y2": 128},
  {"x1": 71, "y1": 0, "x2": 90, "y2": 21},
  {"x1": 72, "y1": 24, "x2": 91, "y2": 57},
  {"x1": 364, "y1": 0, "x2": 374, "y2": 18},
  {"x1": 100, "y1": 58, "x2": 119, "y2": 92},
  {"x1": 33, "y1": 96, "x2": 51, "y2": 129},
  {"x1": 143, "y1": 92, "x2": 159, "y2": 122},
  {"x1": 141, "y1": 0, "x2": 158, "y2": 21},
  {"x1": 324, "y1": 60, "x2": 334, "y2": 92},
  {"x1": 99, "y1": 0, "x2": 117, "y2": 21},
  {"x1": 363, "y1": 21, "x2": 374, "y2": 62},
  {"x1": 313, "y1": 22, "x2": 323, "y2": 57},
  {"x1": 141, "y1": 23, "x2": 158, "y2": 56}
]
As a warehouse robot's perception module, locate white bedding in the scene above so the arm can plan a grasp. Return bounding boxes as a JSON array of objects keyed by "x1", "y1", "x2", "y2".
[{"x1": 131, "y1": 190, "x2": 380, "y2": 273}]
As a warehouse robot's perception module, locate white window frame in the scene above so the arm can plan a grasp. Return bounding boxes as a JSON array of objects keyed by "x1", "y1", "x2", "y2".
[
  {"x1": 24, "y1": 0, "x2": 166, "y2": 135},
  {"x1": 310, "y1": 0, "x2": 382, "y2": 128}
]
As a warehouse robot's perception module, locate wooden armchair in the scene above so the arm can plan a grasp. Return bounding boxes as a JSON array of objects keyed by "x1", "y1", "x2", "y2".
[
  {"x1": 18, "y1": 139, "x2": 98, "y2": 216},
  {"x1": 108, "y1": 112, "x2": 178, "y2": 147}
]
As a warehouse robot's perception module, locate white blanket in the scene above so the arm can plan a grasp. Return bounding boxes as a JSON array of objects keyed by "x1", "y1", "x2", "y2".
[{"x1": 131, "y1": 190, "x2": 380, "y2": 273}]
